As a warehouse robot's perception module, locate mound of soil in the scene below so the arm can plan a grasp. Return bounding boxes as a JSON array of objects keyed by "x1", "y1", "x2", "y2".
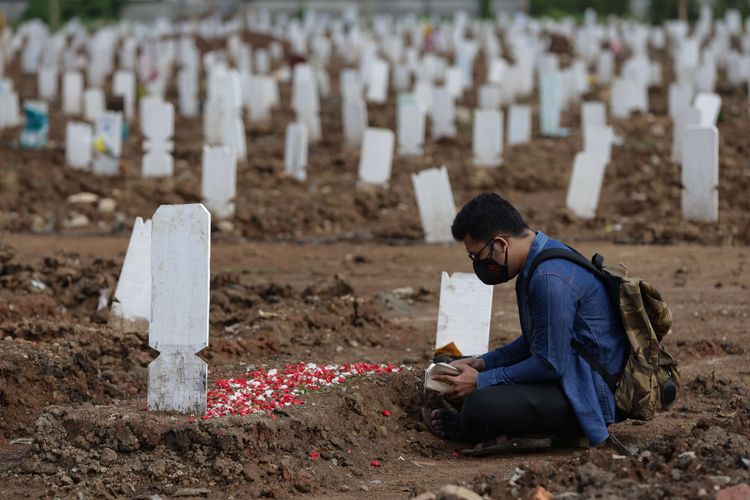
[{"x1": 13, "y1": 369, "x2": 428, "y2": 498}]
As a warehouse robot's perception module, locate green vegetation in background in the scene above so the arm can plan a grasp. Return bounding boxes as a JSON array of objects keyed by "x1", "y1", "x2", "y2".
[
  {"x1": 712, "y1": 0, "x2": 750, "y2": 18},
  {"x1": 22, "y1": 0, "x2": 125, "y2": 26},
  {"x1": 479, "y1": 0, "x2": 494, "y2": 20},
  {"x1": 648, "y1": 0, "x2": 700, "y2": 24},
  {"x1": 529, "y1": 0, "x2": 631, "y2": 20}
]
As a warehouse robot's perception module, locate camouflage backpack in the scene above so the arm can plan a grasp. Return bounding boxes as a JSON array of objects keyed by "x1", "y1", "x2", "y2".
[{"x1": 527, "y1": 248, "x2": 680, "y2": 421}]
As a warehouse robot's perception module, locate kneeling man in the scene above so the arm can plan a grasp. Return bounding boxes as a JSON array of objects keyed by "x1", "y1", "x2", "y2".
[{"x1": 425, "y1": 193, "x2": 626, "y2": 455}]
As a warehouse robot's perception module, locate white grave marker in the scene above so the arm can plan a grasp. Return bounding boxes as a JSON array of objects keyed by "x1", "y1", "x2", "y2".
[
  {"x1": 112, "y1": 217, "x2": 152, "y2": 322},
  {"x1": 358, "y1": 128, "x2": 394, "y2": 186},
  {"x1": 342, "y1": 98, "x2": 368, "y2": 149},
  {"x1": 565, "y1": 152, "x2": 607, "y2": 219},
  {"x1": 473, "y1": 109, "x2": 503, "y2": 167},
  {"x1": 671, "y1": 107, "x2": 701, "y2": 163},
  {"x1": 201, "y1": 146, "x2": 237, "y2": 219},
  {"x1": 694, "y1": 92, "x2": 721, "y2": 127},
  {"x1": 366, "y1": 58, "x2": 389, "y2": 104},
  {"x1": 435, "y1": 272, "x2": 493, "y2": 356},
  {"x1": 83, "y1": 88, "x2": 105, "y2": 122},
  {"x1": 682, "y1": 126, "x2": 719, "y2": 222},
  {"x1": 431, "y1": 87, "x2": 456, "y2": 139},
  {"x1": 581, "y1": 101, "x2": 606, "y2": 130},
  {"x1": 540, "y1": 71, "x2": 565, "y2": 136},
  {"x1": 284, "y1": 122, "x2": 309, "y2": 181},
  {"x1": 411, "y1": 167, "x2": 457, "y2": 244},
  {"x1": 62, "y1": 71, "x2": 83, "y2": 115},
  {"x1": 178, "y1": 68, "x2": 199, "y2": 117},
  {"x1": 142, "y1": 100, "x2": 175, "y2": 177},
  {"x1": 507, "y1": 105, "x2": 531, "y2": 146},
  {"x1": 397, "y1": 94, "x2": 425, "y2": 156},
  {"x1": 148, "y1": 204, "x2": 210, "y2": 414},
  {"x1": 65, "y1": 122, "x2": 92, "y2": 169},
  {"x1": 112, "y1": 70, "x2": 136, "y2": 121},
  {"x1": 93, "y1": 111, "x2": 122, "y2": 176}
]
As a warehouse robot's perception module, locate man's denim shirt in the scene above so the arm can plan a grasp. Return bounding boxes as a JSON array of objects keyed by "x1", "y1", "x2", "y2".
[{"x1": 478, "y1": 231, "x2": 626, "y2": 445}]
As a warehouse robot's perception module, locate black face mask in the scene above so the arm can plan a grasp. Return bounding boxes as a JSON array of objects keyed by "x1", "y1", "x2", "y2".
[{"x1": 473, "y1": 240, "x2": 510, "y2": 285}]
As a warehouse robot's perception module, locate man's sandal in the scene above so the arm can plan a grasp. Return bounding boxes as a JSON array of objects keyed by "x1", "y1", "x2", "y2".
[{"x1": 461, "y1": 436, "x2": 552, "y2": 457}]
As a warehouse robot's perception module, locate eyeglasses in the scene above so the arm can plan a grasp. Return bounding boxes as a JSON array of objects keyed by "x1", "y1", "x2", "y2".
[{"x1": 467, "y1": 235, "x2": 508, "y2": 262}]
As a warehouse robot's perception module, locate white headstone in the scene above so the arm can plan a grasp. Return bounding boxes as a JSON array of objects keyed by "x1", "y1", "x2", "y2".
[
  {"x1": 113, "y1": 217, "x2": 152, "y2": 322},
  {"x1": 411, "y1": 167, "x2": 457, "y2": 244},
  {"x1": 65, "y1": 122, "x2": 92, "y2": 169},
  {"x1": 435, "y1": 272, "x2": 493, "y2": 356},
  {"x1": 0, "y1": 90, "x2": 21, "y2": 128},
  {"x1": 473, "y1": 109, "x2": 503, "y2": 167},
  {"x1": 343, "y1": 97, "x2": 368, "y2": 149},
  {"x1": 148, "y1": 204, "x2": 210, "y2": 414},
  {"x1": 431, "y1": 87, "x2": 456, "y2": 139},
  {"x1": 540, "y1": 71, "x2": 565, "y2": 136},
  {"x1": 93, "y1": 111, "x2": 122, "y2": 176},
  {"x1": 366, "y1": 58, "x2": 389, "y2": 104},
  {"x1": 581, "y1": 101, "x2": 606, "y2": 130},
  {"x1": 597, "y1": 51, "x2": 614, "y2": 84},
  {"x1": 565, "y1": 151, "x2": 607, "y2": 219},
  {"x1": 62, "y1": 71, "x2": 83, "y2": 115},
  {"x1": 671, "y1": 107, "x2": 701, "y2": 163},
  {"x1": 682, "y1": 126, "x2": 719, "y2": 222},
  {"x1": 583, "y1": 126, "x2": 614, "y2": 164},
  {"x1": 694, "y1": 92, "x2": 721, "y2": 127},
  {"x1": 668, "y1": 82, "x2": 693, "y2": 120},
  {"x1": 397, "y1": 94, "x2": 425, "y2": 156},
  {"x1": 201, "y1": 146, "x2": 237, "y2": 219},
  {"x1": 37, "y1": 67, "x2": 57, "y2": 101},
  {"x1": 112, "y1": 70, "x2": 136, "y2": 121},
  {"x1": 142, "y1": 100, "x2": 175, "y2": 177},
  {"x1": 478, "y1": 84, "x2": 501, "y2": 111},
  {"x1": 358, "y1": 128, "x2": 395, "y2": 186},
  {"x1": 284, "y1": 122, "x2": 308, "y2": 181},
  {"x1": 83, "y1": 88, "x2": 105, "y2": 122},
  {"x1": 507, "y1": 105, "x2": 531, "y2": 146},
  {"x1": 178, "y1": 67, "x2": 199, "y2": 117}
]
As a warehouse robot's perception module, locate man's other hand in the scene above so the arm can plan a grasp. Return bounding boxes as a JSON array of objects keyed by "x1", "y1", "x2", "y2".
[
  {"x1": 434, "y1": 364, "x2": 478, "y2": 400},
  {"x1": 450, "y1": 357, "x2": 485, "y2": 372}
]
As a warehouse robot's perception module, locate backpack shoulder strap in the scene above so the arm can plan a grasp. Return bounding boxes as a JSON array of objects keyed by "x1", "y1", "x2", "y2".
[
  {"x1": 524, "y1": 246, "x2": 620, "y2": 392},
  {"x1": 526, "y1": 247, "x2": 604, "y2": 287}
]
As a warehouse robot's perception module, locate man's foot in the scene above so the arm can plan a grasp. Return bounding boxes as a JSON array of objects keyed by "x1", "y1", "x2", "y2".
[
  {"x1": 421, "y1": 407, "x2": 461, "y2": 441},
  {"x1": 461, "y1": 435, "x2": 552, "y2": 457}
]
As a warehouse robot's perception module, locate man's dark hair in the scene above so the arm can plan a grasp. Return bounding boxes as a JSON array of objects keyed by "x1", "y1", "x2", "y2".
[{"x1": 451, "y1": 193, "x2": 529, "y2": 242}]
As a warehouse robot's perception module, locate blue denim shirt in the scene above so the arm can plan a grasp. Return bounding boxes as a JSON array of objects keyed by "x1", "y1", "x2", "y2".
[{"x1": 477, "y1": 231, "x2": 626, "y2": 445}]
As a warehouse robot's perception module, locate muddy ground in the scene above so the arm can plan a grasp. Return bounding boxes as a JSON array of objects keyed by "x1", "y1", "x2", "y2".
[
  {"x1": 0, "y1": 44, "x2": 748, "y2": 246},
  {"x1": 0, "y1": 26, "x2": 748, "y2": 500},
  {"x1": 0, "y1": 236, "x2": 747, "y2": 498}
]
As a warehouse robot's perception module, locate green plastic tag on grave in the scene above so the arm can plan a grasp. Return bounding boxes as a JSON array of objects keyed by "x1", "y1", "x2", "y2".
[{"x1": 19, "y1": 102, "x2": 48, "y2": 150}]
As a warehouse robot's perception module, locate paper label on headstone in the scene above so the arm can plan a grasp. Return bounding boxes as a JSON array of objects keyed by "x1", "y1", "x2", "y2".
[{"x1": 435, "y1": 272, "x2": 493, "y2": 356}]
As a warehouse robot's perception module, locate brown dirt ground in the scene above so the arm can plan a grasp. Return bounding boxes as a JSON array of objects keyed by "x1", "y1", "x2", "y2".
[{"x1": 0, "y1": 236, "x2": 747, "y2": 499}]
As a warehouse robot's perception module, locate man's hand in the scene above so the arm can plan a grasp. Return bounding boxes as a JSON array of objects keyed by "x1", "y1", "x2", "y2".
[
  {"x1": 450, "y1": 357, "x2": 486, "y2": 372},
  {"x1": 433, "y1": 364, "x2": 479, "y2": 400}
]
